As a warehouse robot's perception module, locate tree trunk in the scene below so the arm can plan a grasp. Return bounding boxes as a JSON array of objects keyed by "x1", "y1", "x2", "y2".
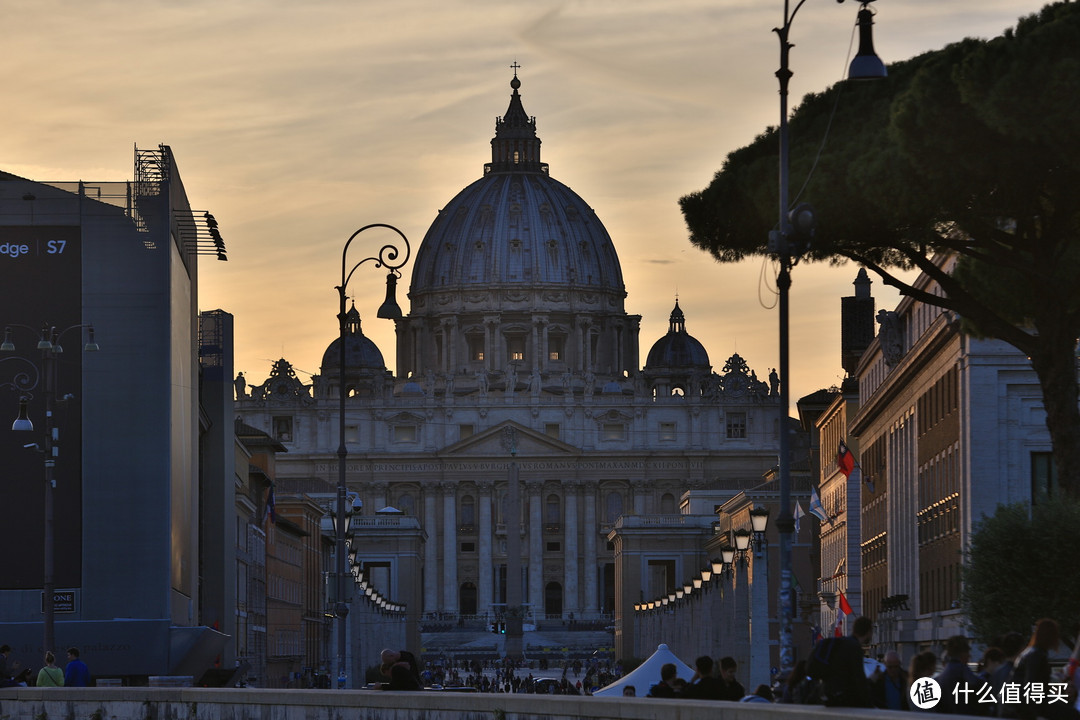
[{"x1": 1027, "y1": 328, "x2": 1080, "y2": 500}]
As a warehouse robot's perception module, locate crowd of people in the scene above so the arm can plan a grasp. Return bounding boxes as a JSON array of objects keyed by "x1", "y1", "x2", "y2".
[
  {"x1": 637, "y1": 616, "x2": 1080, "y2": 719},
  {"x1": 0, "y1": 645, "x2": 90, "y2": 688},
  {"x1": 413, "y1": 654, "x2": 619, "y2": 694},
  {"x1": 6, "y1": 617, "x2": 1079, "y2": 718}
]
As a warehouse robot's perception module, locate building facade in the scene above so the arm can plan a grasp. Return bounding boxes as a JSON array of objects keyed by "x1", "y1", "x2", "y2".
[
  {"x1": 846, "y1": 256, "x2": 1055, "y2": 656},
  {"x1": 0, "y1": 147, "x2": 231, "y2": 679},
  {"x1": 236, "y1": 73, "x2": 783, "y2": 664}
]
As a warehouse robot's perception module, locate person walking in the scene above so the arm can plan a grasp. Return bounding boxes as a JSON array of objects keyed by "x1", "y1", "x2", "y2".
[
  {"x1": 64, "y1": 647, "x2": 90, "y2": 687},
  {"x1": 682, "y1": 656, "x2": 724, "y2": 700},
  {"x1": 872, "y1": 650, "x2": 910, "y2": 710},
  {"x1": 932, "y1": 635, "x2": 984, "y2": 715},
  {"x1": 380, "y1": 648, "x2": 421, "y2": 686},
  {"x1": 36, "y1": 652, "x2": 64, "y2": 687},
  {"x1": 989, "y1": 632, "x2": 1026, "y2": 714},
  {"x1": 1009, "y1": 619, "x2": 1080, "y2": 720},
  {"x1": 646, "y1": 662, "x2": 680, "y2": 698},
  {"x1": 0, "y1": 645, "x2": 13, "y2": 687},
  {"x1": 717, "y1": 656, "x2": 746, "y2": 701},
  {"x1": 819, "y1": 615, "x2": 875, "y2": 708}
]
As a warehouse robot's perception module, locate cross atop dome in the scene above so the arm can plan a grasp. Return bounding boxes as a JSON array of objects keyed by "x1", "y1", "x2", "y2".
[
  {"x1": 486, "y1": 66, "x2": 546, "y2": 174},
  {"x1": 668, "y1": 299, "x2": 687, "y2": 334}
]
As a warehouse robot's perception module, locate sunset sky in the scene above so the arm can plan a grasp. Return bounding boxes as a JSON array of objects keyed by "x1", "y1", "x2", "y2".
[{"x1": 3, "y1": 1, "x2": 1050, "y2": 406}]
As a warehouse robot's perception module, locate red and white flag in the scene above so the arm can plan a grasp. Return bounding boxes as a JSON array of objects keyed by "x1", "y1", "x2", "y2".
[
  {"x1": 837, "y1": 440, "x2": 856, "y2": 478},
  {"x1": 839, "y1": 590, "x2": 854, "y2": 616}
]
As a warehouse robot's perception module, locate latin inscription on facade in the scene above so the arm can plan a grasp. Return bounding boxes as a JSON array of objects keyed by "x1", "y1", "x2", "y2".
[{"x1": 315, "y1": 459, "x2": 702, "y2": 473}]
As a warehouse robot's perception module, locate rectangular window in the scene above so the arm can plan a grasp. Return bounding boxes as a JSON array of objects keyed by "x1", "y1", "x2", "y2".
[
  {"x1": 1031, "y1": 452, "x2": 1057, "y2": 504},
  {"x1": 459, "y1": 424, "x2": 475, "y2": 440},
  {"x1": 461, "y1": 542, "x2": 476, "y2": 553},
  {"x1": 546, "y1": 541, "x2": 561, "y2": 552},
  {"x1": 726, "y1": 412, "x2": 747, "y2": 439},
  {"x1": 393, "y1": 425, "x2": 417, "y2": 443},
  {"x1": 507, "y1": 336, "x2": 526, "y2": 363},
  {"x1": 468, "y1": 335, "x2": 485, "y2": 362},
  {"x1": 602, "y1": 423, "x2": 625, "y2": 441},
  {"x1": 272, "y1": 416, "x2": 293, "y2": 442},
  {"x1": 545, "y1": 423, "x2": 560, "y2": 439},
  {"x1": 548, "y1": 336, "x2": 566, "y2": 362},
  {"x1": 345, "y1": 425, "x2": 360, "y2": 444},
  {"x1": 659, "y1": 422, "x2": 676, "y2": 441}
]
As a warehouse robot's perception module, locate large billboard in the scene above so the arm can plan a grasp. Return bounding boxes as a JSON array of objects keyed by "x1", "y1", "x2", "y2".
[{"x1": 0, "y1": 224, "x2": 83, "y2": 590}]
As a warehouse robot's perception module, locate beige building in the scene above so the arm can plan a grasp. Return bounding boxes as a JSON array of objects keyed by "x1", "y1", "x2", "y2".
[
  {"x1": 236, "y1": 72, "x2": 782, "y2": 664},
  {"x1": 838, "y1": 257, "x2": 1055, "y2": 657}
]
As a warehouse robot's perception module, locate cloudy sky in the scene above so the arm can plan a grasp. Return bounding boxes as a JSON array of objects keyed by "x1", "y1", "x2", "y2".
[{"x1": 3, "y1": 0, "x2": 1050, "y2": 405}]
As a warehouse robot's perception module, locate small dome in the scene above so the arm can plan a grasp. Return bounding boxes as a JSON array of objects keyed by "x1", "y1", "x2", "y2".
[
  {"x1": 645, "y1": 300, "x2": 711, "y2": 370},
  {"x1": 320, "y1": 304, "x2": 386, "y2": 373},
  {"x1": 399, "y1": 380, "x2": 424, "y2": 397},
  {"x1": 601, "y1": 380, "x2": 624, "y2": 394}
]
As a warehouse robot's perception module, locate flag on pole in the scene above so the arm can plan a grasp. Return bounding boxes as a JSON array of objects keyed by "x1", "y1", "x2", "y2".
[
  {"x1": 839, "y1": 590, "x2": 854, "y2": 616},
  {"x1": 794, "y1": 500, "x2": 806, "y2": 534},
  {"x1": 837, "y1": 439, "x2": 856, "y2": 478},
  {"x1": 809, "y1": 486, "x2": 830, "y2": 524},
  {"x1": 263, "y1": 483, "x2": 277, "y2": 525},
  {"x1": 834, "y1": 608, "x2": 844, "y2": 637}
]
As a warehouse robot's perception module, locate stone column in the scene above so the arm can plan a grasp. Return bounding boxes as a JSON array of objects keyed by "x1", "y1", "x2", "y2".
[
  {"x1": 579, "y1": 317, "x2": 593, "y2": 374},
  {"x1": 442, "y1": 485, "x2": 458, "y2": 614},
  {"x1": 541, "y1": 319, "x2": 551, "y2": 373},
  {"x1": 631, "y1": 478, "x2": 648, "y2": 515},
  {"x1": 441, "y1": 317, "x2": 457, "y2": 375},
  {"x1": 530, "y1": 316, "x2": 541, "y2": 376},
  {"x1": 483, "y1": 315, "x2": 500, "y2": 374},
  {"x1": 411, "y1": 319, "x2": 424, "y2": 378},
  {"x1": 583, "y1": 486, "x2": 598, "y2": 616},
  {"x1": 563, "y1": 481, "x2": 580, "y2": 617},
  {"x1": 526, "y1": 480, "x2": 544, "y2": 620},
  {"x1": 478, "y1": 481, "x2": 494, "y2": 617},
  {"x1": 423, "y1": 490, "x2": 439, "y2": 614},
  {"x1": 748, "y1": 541, "x2": 771, "y2": 691}
]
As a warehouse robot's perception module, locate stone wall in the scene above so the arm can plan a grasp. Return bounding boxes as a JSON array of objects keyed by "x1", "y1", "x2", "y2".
[{"x1": 1, "y1": 687, "x2": 907, "y2": 720}]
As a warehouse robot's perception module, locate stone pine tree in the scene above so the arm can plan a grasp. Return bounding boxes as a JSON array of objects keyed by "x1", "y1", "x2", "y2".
[
  {"x1": 681, "y1": 2, "x2": 1080, "y2": 498},
  {"x1": 961, "y1": 501, "x2": 1080, "y2": 644}
]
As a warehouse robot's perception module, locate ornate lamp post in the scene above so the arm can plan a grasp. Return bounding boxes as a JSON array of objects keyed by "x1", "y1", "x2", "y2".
[
  {"x1": 771, "y1": 0, "x2": 885, "y2": 679},
  {"x1": 3, "y1": 322, "x2": 98, "y2": 658},
  {"x1": 334, "y1": 224, "x2": 410, "y2": 688}
]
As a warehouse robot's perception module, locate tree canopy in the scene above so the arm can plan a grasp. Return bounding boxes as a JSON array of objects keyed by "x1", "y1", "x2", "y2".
[
  {"x1": 681, "y1": 2, "x2": 1080, "y2": 497},
  {"x1": 961, "y1": 501, "x2": 1080, "y2": 644}
]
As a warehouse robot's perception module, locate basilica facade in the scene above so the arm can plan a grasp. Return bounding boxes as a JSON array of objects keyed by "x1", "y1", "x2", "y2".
[{"x1": 235, "y1": 74, "x2": 781, "y2": 649}]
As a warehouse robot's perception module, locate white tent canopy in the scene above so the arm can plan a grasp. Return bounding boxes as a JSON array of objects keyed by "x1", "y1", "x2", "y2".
[{"x1": 592, "y1": 644, "x2": 695, "y2": 698}]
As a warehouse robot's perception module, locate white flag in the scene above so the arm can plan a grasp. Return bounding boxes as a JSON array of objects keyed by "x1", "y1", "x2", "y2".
[{"x1": 794, "y1": 500, "x2": 806, "y2": 535}]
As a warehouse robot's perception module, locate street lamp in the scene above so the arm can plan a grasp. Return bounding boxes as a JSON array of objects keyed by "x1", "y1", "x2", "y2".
[
  {"x1": 335, "y1": 223, "x2": 411, "y2": 688},
  {"x1": 749, "y1": 506, "x2": 770, "y2": 539},
  {"x1": 771, "y1": 0, "x2": 885, "y2": 679},
  {"x1": 2, "y1": 322, "x2": 98, "y2": 658}
]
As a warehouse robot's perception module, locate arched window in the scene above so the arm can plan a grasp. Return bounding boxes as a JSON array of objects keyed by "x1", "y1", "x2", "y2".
[
  {"x1": 660, "y1": 493, "x2": 676, "y2": 514},
  {"x1": 545, "y1": 494, "x2": 561, "y2": 525},
  {"x1": 544, "y1": 581, "x2": 563, "y2": 618},
  {"x1": 460, "y1": 582, "x2": 478, "y2": 616},
  {"x1": 605, "y1": 491, "x2": 623, "y2": 524},
  {"x1": 461, "y1": 495, "x2": 476, "y2": 528}
]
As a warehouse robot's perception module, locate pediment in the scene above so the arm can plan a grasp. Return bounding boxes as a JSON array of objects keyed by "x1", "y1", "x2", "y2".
[{"x1": 440, "y1": 420, "x2": 579, "y2": 457}]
